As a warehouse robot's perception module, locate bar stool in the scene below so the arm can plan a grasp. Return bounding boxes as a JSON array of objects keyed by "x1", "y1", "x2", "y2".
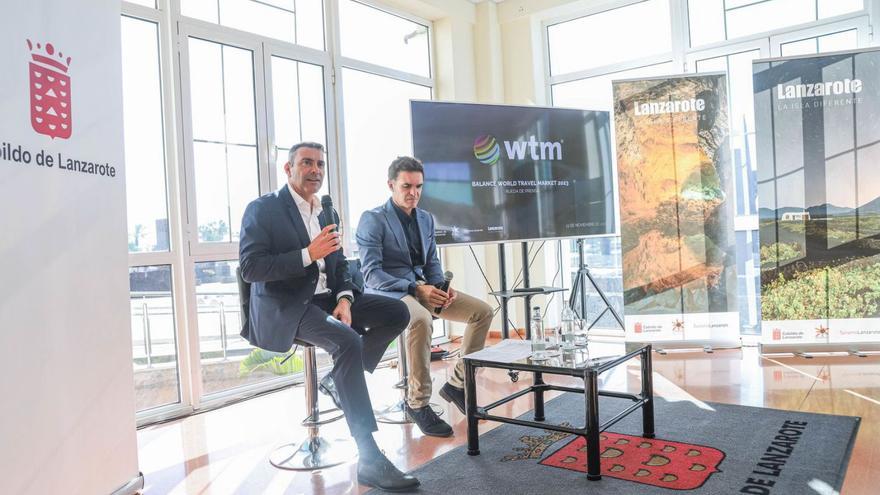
[
  {"x1": 235, "y1": 267, "x2": 354, "y2": 471},
  {"x1": 374, "y1": 327, "x2": 444, "y2": 424},
  {"x1": 268, "y1": 342, "x2": 355, "y2": 470}
]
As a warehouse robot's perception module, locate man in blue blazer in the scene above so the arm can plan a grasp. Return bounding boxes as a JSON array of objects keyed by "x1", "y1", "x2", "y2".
[
  {"x1": 239, "y1": 142, "x2": 418, "y2": 491},
  {"x1": 357, "y1": 156, "x2": 493, "y2": 437}
]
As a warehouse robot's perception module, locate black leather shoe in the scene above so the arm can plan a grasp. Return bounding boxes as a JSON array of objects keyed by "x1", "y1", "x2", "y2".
[
  {"x1": 439, "y1": 382, "x2": 466, "y2": 415},
  {"x1": 358, "y1": 453, "x2": 420, "y2": 492},
  {"x1": 406, "y1": 404, "x2": 453, "y2": 437},
  {"x1": 319, "y1": 374, "x2": 342, "y2": 410}
]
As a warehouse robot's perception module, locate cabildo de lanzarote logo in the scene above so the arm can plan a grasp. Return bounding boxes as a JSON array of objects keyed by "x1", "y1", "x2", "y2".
[
  {"x1": 474, "y1": 134, "x2": 501, "y2": 165},
  {"x1": 0, "y1": 38, "x2": 117, "y2": 179},
  {"x1": 28, "y1": 39, "x2": 72, "y2": 140}
]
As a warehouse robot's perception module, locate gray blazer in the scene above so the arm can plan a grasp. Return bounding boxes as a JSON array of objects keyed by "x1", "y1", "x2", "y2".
[{"x1": 356, "y1": 199, "x2": 444, "y2": 298}]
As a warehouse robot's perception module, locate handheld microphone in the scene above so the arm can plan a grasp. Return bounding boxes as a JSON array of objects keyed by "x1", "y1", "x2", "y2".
[
  {"x1": 320, "y1": 194, "x2": 338, "y2": 232},
  {"x1": 434, "y1": 271, "x2": 454, "y2": 314}
]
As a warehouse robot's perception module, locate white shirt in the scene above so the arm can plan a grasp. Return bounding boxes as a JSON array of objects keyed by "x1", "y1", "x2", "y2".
[{"x1": 288, "y1": 184, "x2": 353, "y2": 302}]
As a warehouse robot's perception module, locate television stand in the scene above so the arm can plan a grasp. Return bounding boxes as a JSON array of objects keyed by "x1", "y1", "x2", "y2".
[
  {"x1": 569, "y1": 238, "x2": 623, "y2": 332},
  {"x1": 492, "y1": 242, "x2": 563, "y2": 340}
]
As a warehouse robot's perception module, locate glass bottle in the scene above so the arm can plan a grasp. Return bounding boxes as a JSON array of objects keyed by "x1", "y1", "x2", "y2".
[
  {"x1": 560, "y1": 298, "x2": 577, "y2": 351},
  {"x1": 530, "y1": 306, "x2": 547, "y2": 360}
]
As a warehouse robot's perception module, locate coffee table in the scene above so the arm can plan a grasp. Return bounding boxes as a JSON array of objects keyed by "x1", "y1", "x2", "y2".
[{"x1": 463, "y1": 340, "x2": 654, "y2": 480}]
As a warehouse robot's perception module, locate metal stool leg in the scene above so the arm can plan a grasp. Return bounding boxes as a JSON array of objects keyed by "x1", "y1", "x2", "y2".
[
  {"x1": 375, "y1": 329, "x2": 443, "y2": 424},
  {"x1": 269, "y1": 345, "x2": 355, "y2": 470}
]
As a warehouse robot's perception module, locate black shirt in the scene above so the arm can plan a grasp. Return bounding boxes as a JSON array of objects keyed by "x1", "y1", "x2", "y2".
[{"x1": 392, "y1": 203, "x2": 423, "y2": 268}]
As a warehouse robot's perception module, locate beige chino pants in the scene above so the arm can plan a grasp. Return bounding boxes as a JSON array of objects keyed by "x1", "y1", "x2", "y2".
[{"x1": 400, "y1": 290, "x2": 493, "y2": 408}]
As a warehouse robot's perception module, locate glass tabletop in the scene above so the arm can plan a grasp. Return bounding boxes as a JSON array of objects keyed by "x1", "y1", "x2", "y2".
[{"x1": 463, "y1": 339, "x2": 647, "y2": 372}]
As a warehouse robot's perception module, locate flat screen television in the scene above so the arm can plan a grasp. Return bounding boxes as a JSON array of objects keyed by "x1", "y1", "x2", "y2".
[{"x1": 411, "y1": 100, "x2": 616, "y2": 245}]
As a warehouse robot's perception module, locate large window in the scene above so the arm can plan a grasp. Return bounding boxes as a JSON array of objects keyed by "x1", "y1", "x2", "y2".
[
  {"x1": 122, "y1": 16, "x2": 170, "y2": 253},
  {"x1": 338, "y1": 0, "x2": 432, "y2": 237},
  {"x1": 547, "y1": 0, "x2": 672, "y2": 76},
  {"x1": 269, "y1": 56, "x2": 328, "y2": 192},
  {"x1": 547, "y1": 0, "x2": 871, "y2": 335},
  {"x1": 122, "y1": 12, "x2": 183, "y2": 415},
  {"x1": 339, "y1": 0, "x2": 430, "y2": 77},
  {"x1": 181, "y1": 0, "x2": 325, "y2": 50},
  {"x1": 129, "y1": 265, "x2": 179, "y2": 411},
  {"x1": 687, "y1": 0, "x2": 864, "y2": 48},
  {"x1": 186, "y1": 38, "x2": 260, "y2": 244},
  {"x1": 122, "y1": 0, "x2": 433, "y2": 422},
  {"x1": 336, "y1": 0, "x2": 438, "y2": 338},
  {"x1": 177, "y1": 22, "x2": 337, "y2": 399},
  {"x1": 342, "y1": 69, "x2": 431, "y2": 232}
]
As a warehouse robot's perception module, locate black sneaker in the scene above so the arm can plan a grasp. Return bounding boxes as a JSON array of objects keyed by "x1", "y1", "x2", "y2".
[
  {"x1": 319, "y1": 374, "x2": 342, "y2": 410},
  {"x1": 406, "y1": 404, "x2": 453, "y2": 437},
  {"x1": 439, "y1": 382, "x2": 466, "y2": 415}
]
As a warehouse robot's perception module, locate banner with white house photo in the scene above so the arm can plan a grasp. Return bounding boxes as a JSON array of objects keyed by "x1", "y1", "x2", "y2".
[{"x1": 754, "y1": 48, "x2": 880, "y2": 352}]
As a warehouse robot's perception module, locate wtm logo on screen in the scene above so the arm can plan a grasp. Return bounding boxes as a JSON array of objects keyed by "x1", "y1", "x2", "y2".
[
  {"x1": 473, "y1": 134, "x2": 501, "y2": 165},
  {"x1": 473, "y1": 134, "x2": 563, "y2": 165}
]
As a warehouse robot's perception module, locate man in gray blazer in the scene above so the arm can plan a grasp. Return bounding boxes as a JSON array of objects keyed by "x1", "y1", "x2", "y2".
[
  {"x1": 356, "y1": 156, "x2": 493, "y2": 437},
  {"x1": 239, "y1": 142, "x2": 418, "y2": 491}
]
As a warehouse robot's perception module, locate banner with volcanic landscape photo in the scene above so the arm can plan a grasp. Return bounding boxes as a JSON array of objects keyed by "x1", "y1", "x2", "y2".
[
  {"x1": 754, "y1": 48, "x2": 880, "y2": 349},
  {"x1": 614, "y1": 74, "x2": 739, "y2": 345}
]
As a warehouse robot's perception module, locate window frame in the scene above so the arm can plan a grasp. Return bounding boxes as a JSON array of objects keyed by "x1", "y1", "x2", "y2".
[
  {"x1": 328, "y1": 0, "x2": 444, "y2": 340},
  {"x1": 769, "y1": 15, "x2": 871, "y2": 57},
  {"x1": 123, "y1": 0, "x2": 437, "y2": 425},
  {"x1": 539, "y1": 0, "x2": 877, "y2": 339},
  {"x1": 329, "y1": 0, "x2": 435, "y2": 254},
  {"x1": 122, "y1": 2, "x2": 196, "y2": 424}
]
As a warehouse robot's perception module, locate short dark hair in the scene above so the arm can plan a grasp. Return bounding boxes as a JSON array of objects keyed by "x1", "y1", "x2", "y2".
[
  {"x1": 288, "y1": 142, "x2": 325, "y2": 162},
  {"x1": 388, "y1": 156, "x2": 424, "y2": 181}
]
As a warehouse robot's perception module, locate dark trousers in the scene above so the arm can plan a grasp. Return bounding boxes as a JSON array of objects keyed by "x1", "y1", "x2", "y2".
[{"x1": 296, "y1": 293, "x2": 409, "y2": 437}]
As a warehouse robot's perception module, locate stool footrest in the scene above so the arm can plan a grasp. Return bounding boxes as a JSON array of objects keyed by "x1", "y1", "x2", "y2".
[
  {"x1": 301, "y1": 406, "x2": 344, "y2": 426},
  {"x1": 300, "y1": 407, "x2": 345, "y2": 426}
]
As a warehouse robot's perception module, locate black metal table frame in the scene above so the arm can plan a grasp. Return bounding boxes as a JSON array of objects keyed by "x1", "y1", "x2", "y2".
[{"x1": 464, "y1": 344, "x2": 654, "y2": 480}]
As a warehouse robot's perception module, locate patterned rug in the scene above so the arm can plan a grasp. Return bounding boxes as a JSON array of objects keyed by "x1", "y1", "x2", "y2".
[{"x1": 368, "y1": 393, "x2": 859, "y2": 494}]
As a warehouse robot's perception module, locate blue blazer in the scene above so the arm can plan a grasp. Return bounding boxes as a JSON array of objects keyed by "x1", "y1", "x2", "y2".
[
  {"x1": 356, "y1": 199, "x2": 444, "y2": 299},
  {"x1": 239, "y1": 186, "x2": 356, "y2": 353}
]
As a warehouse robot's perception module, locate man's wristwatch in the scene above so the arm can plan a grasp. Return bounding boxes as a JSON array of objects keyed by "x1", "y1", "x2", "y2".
[{"x1": 338, "y1": 294, "x2": 354, "y2": 305}]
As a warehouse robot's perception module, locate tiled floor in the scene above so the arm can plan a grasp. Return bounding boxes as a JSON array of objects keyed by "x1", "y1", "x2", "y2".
[{"x1": 136, "y1": 339, "x2": 879, "y2": 494}]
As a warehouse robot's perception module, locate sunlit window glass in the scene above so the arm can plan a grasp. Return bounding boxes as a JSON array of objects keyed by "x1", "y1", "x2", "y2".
[{"x1": 122, "y1": 17, "x2": 170, "y2": 253}]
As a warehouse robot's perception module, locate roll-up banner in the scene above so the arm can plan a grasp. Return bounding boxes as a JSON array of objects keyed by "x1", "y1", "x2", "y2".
[
  {"x1": 754, "y1": 47, "x2": 880, "y2": 353},
  {"x1": 0, "y1": 1, "x2": 142, "y2": 493},
  {"x1": 613, "y1": 74, "x2": 740, "y2": 347}
]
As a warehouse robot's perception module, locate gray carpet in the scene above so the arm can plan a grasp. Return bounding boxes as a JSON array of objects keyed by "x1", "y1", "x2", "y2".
[{"x1": 368, "y1": 394, "x2": 860, "y2": 494}]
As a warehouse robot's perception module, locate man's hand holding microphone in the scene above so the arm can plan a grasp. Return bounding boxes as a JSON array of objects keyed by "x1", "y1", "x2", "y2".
[
  {"x1": 306, "y1": 221, "x2": 350, "y2": 325},
  {"x1": 307, "y1": 223, "x2": 341, "y2": 261},
  {"x1": 414, "y1": 271, "x2": 455, "y2": 313}
]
